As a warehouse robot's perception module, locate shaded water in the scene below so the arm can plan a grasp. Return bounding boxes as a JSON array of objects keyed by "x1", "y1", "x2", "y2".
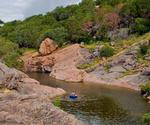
[{"x1": 28, "y1": 73, "x2": 150, "y2": 125}]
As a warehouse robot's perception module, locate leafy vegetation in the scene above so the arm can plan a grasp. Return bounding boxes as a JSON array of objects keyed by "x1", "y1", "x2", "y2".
[
  {"x1": 0, "y1": 0, "x2": 150, "y2": 69},
  {"x1": 77, "y1": 58, "x2": 100, "y2": 69},
  {"x1": 140, "y1": 81, "x2": 150, "y2": 94},
  {"x1": 0, "y1": 0, "x2": 149, "y2": 49},
  {"x1": 53, "y1": 97, "x2": 61, "y2": 107},
  {"x1": 0, "y1": 37, "x2": 23, "y2": 68},
  {"x1": 100, "y1": 45, "x2": 115, "y2": 57},
  {"x1": 134, "y1": 18, "x2": 150, "y2": 35},
  {"x1": 142, "y1": 113, "x2": 150, "y2": 124},
  {"x1": 0, "y1": 19, "x2": 3, "y2": 24},
  {"x1": 140, "y1": 44, "x2": 150, "y2": 55},
  {"x1": 38, "y1": 27, "x2": 69, "y2": 47}
]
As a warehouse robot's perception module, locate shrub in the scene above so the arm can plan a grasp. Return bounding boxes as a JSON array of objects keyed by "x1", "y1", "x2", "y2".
[
  {"x1": 0, "y1": 37, "x2": 18, "y2": 57},
  {"x1": 0, "y1": 37, "x2": 23, "y2": 68},
  {"x1": 53, "y1": 97, "x2": 61, "y2": 107},
  {"x1": 52, "y1": 7, "x2": 71, "y2": 21},
  {"x1": 38, "y1": 27, "x2": 68, "y2": 47},
  {"x1": 100, "y1": 45, "x2": 115, "y2": 57},
  {"x1": 134, "y1": 18, "x2": 150, "y2": 35},
  {"x1": 3, "y1": 52, "x2": 23, "y2": 68},
  {"x1": 140, "y1": 82, "x2": 150, "y2": 94},
  {"x1": 142, "y1": 113, "x2": 150, "y2": 123},
  {"x1": 140, "y1": 44, "x2": 149, "y2": 55}
]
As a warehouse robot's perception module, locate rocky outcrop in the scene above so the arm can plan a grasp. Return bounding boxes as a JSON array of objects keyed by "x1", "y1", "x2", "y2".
[
  {"x1": 84, "y1": 43, "x2": 150, "y2": 90},
  {"x1": 39, "y1": 38, "x2": 58, "y2": 55},
  {"x1": 25, "y1": 56, "x2": 55, "y2": 72},
  {"x1": 24, "y1": 44, "x2": 92, "y2": 82},
  {"x1": 0, "y1": 62, "x2": 84, "y2": 125},
  {"x1": 23, "y1": 38, "x2": 150, "y2": 90},
  {"x1": 50, "y1": 44, "x2": 89, "y2": 82}
]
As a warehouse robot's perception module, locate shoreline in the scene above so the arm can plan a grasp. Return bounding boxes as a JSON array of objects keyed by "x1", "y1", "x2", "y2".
[
  {"x1": 83, "y1": 74, "x2": 140, "y2": 91},
  {"x1": 28, "y1": 71, "x2": 140, "y2": 91},
  {"x1": 22, "y1": 43, "x2": 148, "y2": 92},
  {"x1": 0, "y1": 62, "x2": 84, "y2": 125}
]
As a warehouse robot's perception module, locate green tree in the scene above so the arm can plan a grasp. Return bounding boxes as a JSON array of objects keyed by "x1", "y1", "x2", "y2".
[
  {"x1": 0, "y1": 37, "x2": 22, "y2": 68},
  {"x1": 0, "y1": 20, "x2": 4, "y2": 24},
  {"x1": 134, "y1": 18, "x2": 150, "y2": 35},
  {"x1": 95, "y1": 0, "x2": 127, "y2": 6},
  {"x1": 38, "y1": 27, "x2": 68, "y2": 46},
  {"x1": 64, "y1": 17, "x2": 89, "y2": 43},
  {"x1": 52, "y1": 7, "x2": 71, "y2": 21}
]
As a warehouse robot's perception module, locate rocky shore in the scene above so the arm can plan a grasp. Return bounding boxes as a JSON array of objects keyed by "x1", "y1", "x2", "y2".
[
  {"x1": 0, "y1": 62, "x2": 83, "y2": 125},
  {"x1": 23, "y1": 38, "x2": 150, "y2": 90},
  {"x1": 83, "y1": 42, "x2": 150, "y2": 90}
]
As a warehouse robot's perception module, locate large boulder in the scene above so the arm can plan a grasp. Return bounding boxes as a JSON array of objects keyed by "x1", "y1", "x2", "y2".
[
  {"x1": 39, "y1": 38, "x2": 58, "y2": 55},
  {"x1": 24, "y1": 44, "x2": 91, "y2": 82}
]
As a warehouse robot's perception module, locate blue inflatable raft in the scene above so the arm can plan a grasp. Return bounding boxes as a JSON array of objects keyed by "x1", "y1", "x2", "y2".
[{"x1": 69, "y1": 95, "x2": 78, "y2": 99}]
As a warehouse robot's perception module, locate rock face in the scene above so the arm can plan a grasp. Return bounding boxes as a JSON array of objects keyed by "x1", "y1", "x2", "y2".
[
  {"x1": 0, "y1": 62, "x2": 84, "y2": 125},
  {"x1": 24, "y1": 44, "x2": 91, "y2": 82},
  {"x1": 23, "y1": 39, "x2": 150, "y2": 90},
  {"x1": 26, "y1": 56, "x2": 55, "y2": 72},
  {"x1": 39, "y1": 38, "x2": 58, "y2": 55},
  {"x1": 84, "y1": 44, "x2": 150, "y2": 90},
  {"x1": 50, "y1": 44, "x2": 88, "y2": 82}
]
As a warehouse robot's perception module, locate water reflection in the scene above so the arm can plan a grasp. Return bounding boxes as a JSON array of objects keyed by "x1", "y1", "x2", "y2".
[
  {"x1": 28, "y1": 72, "x2": 150, "y2": 125},
  {"x1": 62, "y1": 96, "x2": 128, "y2": 124}
]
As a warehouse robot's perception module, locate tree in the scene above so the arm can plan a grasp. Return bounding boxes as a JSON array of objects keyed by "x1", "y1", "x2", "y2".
[
  {"x1": 0, "y1": 37, "x2": 22, "y2": 68},
  {"x1": 104, "y1": 12, "x2": 120, "y2": 31},
  {"x1": 52, "y1": 7, "x2": 71, "y2": 21},
  {"x1": 121, "y1": 0, "x2": 150, "y2": 18},
  {"x1": 95, "y1": 5, "x2": 120, "y2": 40},
  {"x1": 0, "y1": 20, "x2": 4, "y2": 24},
  {"x1": 95, "y1": 0, "x2": 127, "y2": 6},
  {"x1": 64, "y1": 17, "x2": 90, "y2": 43},
  {"x1": 38, "y1": 27, "x2": 68, "y2": 46},
  {"x1": 134, "y1": 18, "x2": 150, "y2": 35}
]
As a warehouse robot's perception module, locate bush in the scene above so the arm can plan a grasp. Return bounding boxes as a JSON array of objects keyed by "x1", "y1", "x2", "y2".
[
  {"x1": 134, "y1": 18, "x2": 150, "y2": 35},
  {"x1": 0, "y1": 37, "x2": 18, "y2": 57},
  {"x1": 140, "y1": 44, "x2": 149, "y2": 55},
  {"x1": 53, "y1": 97, "x2": 61, "y2": 107},
  {"x1": 52, "y1": 7, "x2": 71, "y2": 21},
  {"x1": 3, "y1": 52, "x2": 23, "y2": 68},
  {"x1": 0, "y1": 37, "x2": 23, "y2": 68},
  {"x1": 140, "y1": 82, "x2": 150, "y2": 94},
  {"x1": 142, "y1": 113, "x2": 150, "y2": 123},
  {"x1": 100, "y1": 45, "x2": 115, "y2": 57},
  {"x1": 38, "y1": 27, "x2": 68, "y2": 47}
]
